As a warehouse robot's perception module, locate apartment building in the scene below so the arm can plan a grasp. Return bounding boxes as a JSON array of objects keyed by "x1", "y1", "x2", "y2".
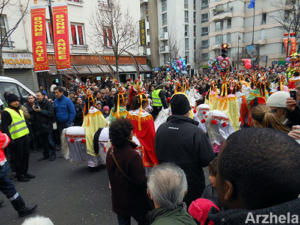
[
  {"x1": 142, "y1": 0, "x2": 200, "y2": 69},
  {"x1": 1, "y1": 0, "x2": 147, "y2": 90},
  {"x1": 199, "y1": 0, "x2": 289, "y2": 68}
]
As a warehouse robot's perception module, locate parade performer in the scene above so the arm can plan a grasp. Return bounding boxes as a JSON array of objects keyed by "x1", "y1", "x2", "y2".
[
  {"x1": 128, "y1": 88, "x2": 158, "y2": 172},
  {"x1": 109, "y1": 87, "x2": 128, "y2": 123},
  {"x1": 0, "y1": 130, "x2": 37, "y2": 217},
  {"x1": 82, "y1": 90, "x2": 108, "y2": 169},
  {"x1": 206, "y1": 110, "x2": 235, "y2": 155}
]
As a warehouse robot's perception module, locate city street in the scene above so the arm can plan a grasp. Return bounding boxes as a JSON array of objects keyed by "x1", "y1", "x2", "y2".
[
  {"x1": 1, "y1": 152, "x2": 117, "y2": 225},
  {"x1": 1, "y1": 151, "x2": 209, "y2": 225}
]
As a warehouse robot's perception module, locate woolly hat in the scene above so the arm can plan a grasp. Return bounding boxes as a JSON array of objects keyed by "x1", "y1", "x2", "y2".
[
  {"x1": 171, "y1": 94, "x2": 191, "y2": 115},
  {"x1": 6, "y1": 93, "x2": 19, "y2": 104}
]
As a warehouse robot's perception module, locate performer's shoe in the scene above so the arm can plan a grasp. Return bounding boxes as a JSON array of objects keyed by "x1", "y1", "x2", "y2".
[{"x1": 24, "y1": 174, "x2": 35, "y2": 179}]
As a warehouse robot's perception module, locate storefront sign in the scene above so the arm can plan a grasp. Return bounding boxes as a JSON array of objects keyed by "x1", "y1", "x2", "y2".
[
  {"x1": 31, "y1": 7, "x2": 49, "y2": 72},
  {"x1": 139, "y1": 19, "x2": 146, "y2": 46},
  {"x1": 2, "y1": 53, "x2": 34, "y2": 69},
  {"x1": 52, "y1": 5, "x2": 71, "y2": 70}
]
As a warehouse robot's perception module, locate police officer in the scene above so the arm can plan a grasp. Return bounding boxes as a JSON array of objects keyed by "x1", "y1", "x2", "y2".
[
  {"x1": 0, "y1": 130, "x2": 37, "y2": 217},
  {"x1": 1, "y1": 93, "x2": 35, "y2": 182},
  {"x1": 151, "y1": 85, "x2": 168, "y2": 120}
]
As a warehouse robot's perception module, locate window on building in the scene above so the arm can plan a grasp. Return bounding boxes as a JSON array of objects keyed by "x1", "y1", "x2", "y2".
[
  {"x1": 215, "y1": 20, "x2": 224, "y2": 31},
  {"x1": 164, "y1": 54, "x2": 169, "y2": 64},
  {"x1": 201, "y1": 13, "x2": 209, "y2": 23},
  {"x1": 162, "y1": 13, "x2": 167, "y2": 26},
  {"x1": 261, "y1": 13, "x2": 267, "y2": 25},
  {"x1": 71, "y1": 24, "x2": 85, "y2": 46},
  {"x1": 185, "y1": 55, "x2": 189, "y2": 63},
  {"x1": 103, "y1": 27, "x2": 112, "y2": 47},
  {"x1": 201, "y1": 27, "x2": 208, "y2": 36},
  {"x1": 193, "y1": 12, "x2": 196, "y2": 24},
  {"x1": 201, "y1": 53, "x2": 209, "y2": 61},
  {"x1": 68, "y1": 0, "x2": 81, "y2": 2},
  {"x1": 194, "y1": 39, "x2": 196, "y2": 50},
  {"x1": 185, "y1": 11, "x2": 189, "y2": 23},
  {"x1": 226, "y1": 33, "x2": 231, "y2": 43},
  {"x1": 193, "y1": 0, "x2": 196, "y2": 10},
  {"x1": 194, "y1": 25, "x2": 196, "y2": 37},
  {"x1": 201, "y1": 40, "x2": 209, "y2": 49},
  {"x1": 185, "y1": 25, "x2": 189, "y2": 36},
  {"x1": 185, "y1": 38, "x2": 189, "y2": 50},
  {"x1": 46, "y1": 21, "x2": 53, "y2": 44},
  {"x1": 201, "y1": 0, "x2": 208, "y2": 9},
  {"x1": 98, "y1": 0, "x2": 110, "y2": 7},
  {"x1": 215, "y1": 35, "x2": 223, "y2": 45},
  {"x1": 162, "y1": 0, "x2": 167, "y2": 12},
  {"x1": 227, "y1": 18, "x2": 231, "y2": 29},
  {"x1": 163, "y1": 26, "x2": 168, "y2": 32},
  {"x1": 0, "y1": 15, "x2": 11, "y2": 47},
  {"x1": 184, "y1": 0, "x2": 188, "y2": 9}
]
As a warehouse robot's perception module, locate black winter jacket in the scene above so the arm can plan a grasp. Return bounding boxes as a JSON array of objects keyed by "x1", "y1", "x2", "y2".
[
  {"x1": 32, "y1": 99, "x2": 54, "y2": 134},
  {"x1": 155, "y1": 115, "x2": 215, "y2": 206}
]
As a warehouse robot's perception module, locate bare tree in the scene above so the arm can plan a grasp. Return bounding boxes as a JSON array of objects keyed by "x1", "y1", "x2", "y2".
[
  {"x1": 91, "y1": 0, "x2": 139, "y2": 78},
  {"x1": 168, "y1": 31, "x2": 179, "y2": 63},
  {"x1": 274, "y1": 0, "x2": 300, "y2": 50},
  {"x1": 0, "y1": 0, "x2": 29, "y2": 75}
]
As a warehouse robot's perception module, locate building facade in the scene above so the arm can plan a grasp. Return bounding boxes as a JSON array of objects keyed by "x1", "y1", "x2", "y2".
[
  {"x1": 2, "y1": 0, "x2": 148, "y2": 91},
  {"x1": 199, "y1": 0, "x2": 290, "y2": 68}
]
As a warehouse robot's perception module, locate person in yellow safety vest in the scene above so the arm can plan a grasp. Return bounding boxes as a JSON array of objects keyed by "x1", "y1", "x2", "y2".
[
  {"x1": 151, "y1": 86, "x2": 168, "y2": 120},
  {"x1": 0, "y1": 130, "x2": 37, "y2": 217},
  {"x1": 1, "y1": 93, "x2": 35, "y2": 182}
]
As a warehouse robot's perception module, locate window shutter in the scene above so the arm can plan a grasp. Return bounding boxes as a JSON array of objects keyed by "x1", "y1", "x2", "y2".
[
  {"x1": 108, "y1": 28, "x2": 112, "y2": 46},
  {"x1": 103, "y1": 28, "x2": 107, "y2": 47}
]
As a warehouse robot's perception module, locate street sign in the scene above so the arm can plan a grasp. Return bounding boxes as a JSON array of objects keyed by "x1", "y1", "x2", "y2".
[{"x1": 220, "y1": 59, "x2": 230, "y2": 69}]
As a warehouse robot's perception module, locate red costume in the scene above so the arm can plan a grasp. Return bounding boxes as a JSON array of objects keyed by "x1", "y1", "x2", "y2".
[{"x1": 128, "y1": 109, "x2": 158, "y2": 168}]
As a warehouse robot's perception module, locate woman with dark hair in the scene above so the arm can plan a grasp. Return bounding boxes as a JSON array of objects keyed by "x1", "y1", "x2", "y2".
[
  {"x1": 128, "y1": 94, "x2": 158, "y2": 173},
  {"x1": 106, "y1": 119, "x2": 152, "y2": 225},
  {"x1": 109, "y1": 88, "x2": 128, "y2": 123}
]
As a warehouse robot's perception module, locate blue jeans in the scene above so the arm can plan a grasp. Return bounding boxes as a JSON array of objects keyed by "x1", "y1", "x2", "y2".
[
  {"x1": 0, "y1": 162, "x2": 17, "y2": 199},
  {"x1": 117, "y1": 214, "x2": 148, "y2": 225}
]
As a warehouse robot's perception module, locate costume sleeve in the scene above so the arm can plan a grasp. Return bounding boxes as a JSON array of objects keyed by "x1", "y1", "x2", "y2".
[
  {"x1": 0, "y1": 132, "x2": 10, "y2": 149},
  {"x1": 67, "y1": 99, "x2": 76, "y2": 124},
  {"x1": 195, "y1": 129, "x2": 215, "y2": 167},
  {"x1": 1, "y1": 111, "x2": 12, "y2": 138}
]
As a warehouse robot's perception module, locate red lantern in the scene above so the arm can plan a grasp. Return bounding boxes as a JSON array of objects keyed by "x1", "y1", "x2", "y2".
[
  {"x1": 211, "y1": 119, "x2": 217, "y2": 125},
  {"x1": 70, "y1": 138, "x2": 75, "y2": 143},
  {"x1": 201, "y1": 119, "x2": 206, "y2": 123},
  {"x1": 81, "y1": 139, "x2": 86, "y2": 144}
]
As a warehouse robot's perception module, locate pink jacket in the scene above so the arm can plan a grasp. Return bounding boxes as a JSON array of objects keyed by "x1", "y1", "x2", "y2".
[{"x1": 0, "y1": 131, "x2": 10, "y2": 163}]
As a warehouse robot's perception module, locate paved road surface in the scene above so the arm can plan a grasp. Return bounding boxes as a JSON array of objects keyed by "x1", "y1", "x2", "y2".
[{"x1": 1, "y1": 151, "x2": 209, "y2": 225}]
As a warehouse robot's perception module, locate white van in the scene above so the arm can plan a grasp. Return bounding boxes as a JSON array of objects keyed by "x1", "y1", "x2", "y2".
[{"x1": 0, "y1": 76, "x2": 35, "y2": 105}]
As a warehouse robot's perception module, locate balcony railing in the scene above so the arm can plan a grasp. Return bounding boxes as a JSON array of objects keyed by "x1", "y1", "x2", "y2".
[{"x1": 160, "y1": 46, "x2": 169, "y2": 53}]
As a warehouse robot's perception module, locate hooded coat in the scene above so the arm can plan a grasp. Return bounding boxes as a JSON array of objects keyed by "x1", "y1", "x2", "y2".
[{"x1": 155, "y1": 115, "x2": 215, "y2": 206}]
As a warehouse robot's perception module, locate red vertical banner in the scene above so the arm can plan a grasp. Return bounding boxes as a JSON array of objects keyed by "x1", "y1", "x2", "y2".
[
  {"x1": 290, "y1": 37, "x2": 297, "y2": 56},
  {"x1": 31, "y1": 7, "x2": 49, "y2": 72},
  {"x1": 283, "y1": 38, "x2": 289, "y2": 57},
  {"x1": 52, "y1": 5, "x2": 71, "y2": 70}
]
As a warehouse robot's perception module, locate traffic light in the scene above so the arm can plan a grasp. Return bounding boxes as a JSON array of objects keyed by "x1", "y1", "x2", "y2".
[{"x1": 221, "y1": 43, "x2": 228, "y2": 58}]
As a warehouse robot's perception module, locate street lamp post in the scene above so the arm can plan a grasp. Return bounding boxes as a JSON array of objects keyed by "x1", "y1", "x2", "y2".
[
  {"x1": 48, "y1": 0, "x2": 63, "y2": 87},
  {"x1": 237, "y1": 35, "x2": 241, "y2": 71}
]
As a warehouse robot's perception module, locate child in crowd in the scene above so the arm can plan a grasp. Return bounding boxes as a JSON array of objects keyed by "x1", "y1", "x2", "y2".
[
  {"x1": 201, "y1": 158, "x2": 221, "y2": 208},
  {"x1": 102, "y1": 106, "x2": 110, "y2": 118}
]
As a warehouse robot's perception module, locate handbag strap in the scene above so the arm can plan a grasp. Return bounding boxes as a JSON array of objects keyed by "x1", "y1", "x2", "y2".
[{"x1": 110, "y1": 148, "x2": 135, "y2": 184}]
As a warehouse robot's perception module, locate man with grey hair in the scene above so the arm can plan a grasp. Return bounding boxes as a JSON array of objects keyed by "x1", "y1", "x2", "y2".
[{"x1": 147, "y1": 163, "x2": 197, "y2": 225}]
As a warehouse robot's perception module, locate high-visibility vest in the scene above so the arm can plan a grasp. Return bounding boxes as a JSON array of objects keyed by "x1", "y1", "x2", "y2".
[
  {"x1": 152, "y1": 89, "x2": 163, "y2": 107},
  {"x1": 4, "y1": 108, "x2": 29, "y2": 140}
]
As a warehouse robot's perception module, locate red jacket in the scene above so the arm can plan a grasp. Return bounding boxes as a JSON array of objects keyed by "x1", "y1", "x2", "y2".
[{"x1": 0, "y1": 131, "x2": 10, "y2": 163}]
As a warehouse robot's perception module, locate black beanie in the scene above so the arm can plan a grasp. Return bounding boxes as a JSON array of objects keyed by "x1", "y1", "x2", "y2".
[
  {"x1": 6, "y1": 94, "x2": 19, "y2": 104},
  {"x1": 171, "y1": 94, "x2": 191, "y2": 115}
]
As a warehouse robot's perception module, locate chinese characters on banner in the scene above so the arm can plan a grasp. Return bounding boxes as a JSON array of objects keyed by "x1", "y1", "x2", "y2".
[
  {"x1": 139, "y1": 19, "x2": 146, "y2": 46},
  {"x1": 290, "y1": 37, "x2": 297, "y2": 56},
  {"x1": 52, "y1": 5, "x2": 71, "y2": 70},
  {"x1": 31, "y1": 7, "x2": 49, "y2": 72},
  {"x1": 283, "y1": 38, "x2": 289, "y2": 57}
]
